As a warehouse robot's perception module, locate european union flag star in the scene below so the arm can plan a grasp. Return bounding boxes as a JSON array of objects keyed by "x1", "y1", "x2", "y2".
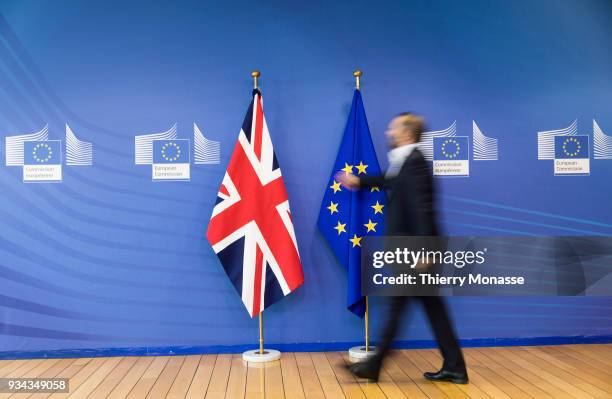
[
  {"x1": 341, "y1": 163, "x2": 354, "y2": 175},
  {"x1": 334, "y1": 221, "x2": 347, "y2": 235},
  {"x1": 364, "y1": 219, "x2": 377, "y2": 233},
  {"x1": 371, "y1": 201, "x2": 384, "y2": 215},
  {"x1": 330, "y1": 180, "x2": 342, "y2": 193},
  {"x1": 327, "y1": 201, "x2": 339, "y2": 214},
  {"x1": 349, "y1": 234, "x2": 362, "y2": 248},
  {"x1": 355, "y1": 161, "x2": 368, "y2": 174}
]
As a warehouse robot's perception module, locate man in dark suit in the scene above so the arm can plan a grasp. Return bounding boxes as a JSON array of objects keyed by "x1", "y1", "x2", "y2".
[{"x1": 337, "y1": 112, "x2": 468, "y2": 384}]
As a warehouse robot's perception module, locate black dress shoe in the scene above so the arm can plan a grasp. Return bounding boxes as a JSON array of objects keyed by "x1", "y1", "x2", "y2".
[
  {"x1": 343, "y1": 361, "x2": 380, "y2": 381},
  {"x1": 424, "y1": 369, "x2": 469, "y2": 384}
]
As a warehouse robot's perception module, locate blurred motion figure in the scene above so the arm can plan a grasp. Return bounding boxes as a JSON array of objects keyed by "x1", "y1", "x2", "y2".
[{"x1": 337, "y1": 113, "x2": 468, "y2": 384}]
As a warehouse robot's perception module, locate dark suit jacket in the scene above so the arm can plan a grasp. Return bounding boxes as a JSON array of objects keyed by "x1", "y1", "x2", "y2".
[{"x1": 359, "y1": 148, "x2": 439, "y2": 236}]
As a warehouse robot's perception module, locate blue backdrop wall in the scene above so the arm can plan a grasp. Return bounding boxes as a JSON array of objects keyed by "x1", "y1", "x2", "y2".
[{"x1": 0, "y1": 0, "x2": 611, "y2": 356}]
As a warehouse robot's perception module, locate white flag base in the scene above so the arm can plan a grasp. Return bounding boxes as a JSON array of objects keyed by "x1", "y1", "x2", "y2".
[
  {"x1": 242, "y1": 349, "x2": 281, "y2": 363},
  {"x1": 348, "y1": 346, "x2": 377, "y2": 362}
]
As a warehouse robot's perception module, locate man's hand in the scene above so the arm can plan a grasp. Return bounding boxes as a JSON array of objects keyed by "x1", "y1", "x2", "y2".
[{"x1": 335, "y1": 172, "x2": 360, "y2": 190}]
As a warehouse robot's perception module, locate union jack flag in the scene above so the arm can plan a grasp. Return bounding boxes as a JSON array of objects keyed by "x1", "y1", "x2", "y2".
[{"x1": 207, "y1": 89, "x2": 304, "y2": 317}]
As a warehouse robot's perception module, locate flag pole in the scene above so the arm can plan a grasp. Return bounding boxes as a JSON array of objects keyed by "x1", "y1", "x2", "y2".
[
  {"x1": 259, "y1": 313, "x2": 264, "y2": 355},
  {"x1": 242, "y1": 70, "x2": 281, "y2": 364},
  {"x1": 349, "y1": 69, "x2": 376, "y2": 362},
  {"x1": 365, "y1": 296, "x2": 370, "y2": 351},
  {"x1": 253, "y1": 69, "x2": 264, "y2": 356}
]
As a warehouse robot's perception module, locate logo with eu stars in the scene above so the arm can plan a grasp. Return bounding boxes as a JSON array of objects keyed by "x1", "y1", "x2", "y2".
[
  {"x1": 433, "y1": 136, "x2": 469, "y2": 176},
  {"x1": 4, "y1": 124, "x2": 93, "y2": 183},
  {"x1": 134, "y1": 123, "x2": 221, "y2": 182},
  {"x1": 152, "y1": 139, "x2": 191, "y2": 181},
  {"x1": 537, "y1": 120, "x2": 593, "y2": 176},
  {"x1": 554, "y1": 135, "x2": 589, "y2": 175},
  {"x1": 23, "y1": 140, "x2": 62, "y2": 182}
]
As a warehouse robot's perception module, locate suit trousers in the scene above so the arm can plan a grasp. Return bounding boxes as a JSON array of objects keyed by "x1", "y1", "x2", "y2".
[{"x1": 371, "y1": 296, "x2": 466, "y2": 374}]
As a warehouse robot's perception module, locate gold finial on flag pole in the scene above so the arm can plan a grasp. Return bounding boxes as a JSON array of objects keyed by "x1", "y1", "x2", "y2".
[
  {"x1": 353, "y1": 69, "x2": 362, "y2": 90},
  {"x1": 252, "y1": 70, "x2": 261, "y2": 89}
]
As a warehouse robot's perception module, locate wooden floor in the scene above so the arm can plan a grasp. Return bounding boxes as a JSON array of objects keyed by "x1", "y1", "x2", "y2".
[{"x1": 0, "y1": 344, "x2": 610, "y2": 398}]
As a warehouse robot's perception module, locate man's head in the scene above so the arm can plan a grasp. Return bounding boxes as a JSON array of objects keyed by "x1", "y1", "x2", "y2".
[{"x1": 385, "y1": 112, "x2": 426, "y2": 148}]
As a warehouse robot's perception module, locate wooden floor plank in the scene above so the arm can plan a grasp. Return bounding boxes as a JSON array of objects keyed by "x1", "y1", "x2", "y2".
[
  {"x1": 6, "y1": 359, "x2": 61, "y2": 399},
  {"x1": 224, "y1": 354, "x2": 247, "y2": 399},
  {"x1": 0, "y1": 359, "x2": 46, "y2": 380},
  {"x1": 407, "y1": 350, "x2": 468, "y2": 399},
  {"x1": 560, "y1": 345, "x2": 612, "y2": 371},
  {"x1": 185, "y1": 355, "x2": 217, "y2": 399},
  {"x1": 323, "y1": 352, "x2": 363, "y2": 399},
  {"x1": 0, "y1": 361, "x2": 18, "y2": 376},
  {"x1": 310, "y1": 352, "x2": 345, "y2": 398},
  {"x1": 87, "y1": 357, "x2": 139, "y2": 399},
  {"x1": 293, "y1": 353, "x2": 325, "y2": 399},
  {"x1": 501, "y1": 346, "x2": 605, "y2": 398},
  {"x1": 379, "y1": 354, "x2": 428, "y2": 399},
  {"x1": 107, "y1": 357, "x2": 155, "y2": 399},
  {"x1": 373, "y1": 368, "x2": 409, "y2": 399},
  {"x1": 547, "y1": 346, "x2": 610, "y2": 376},
  {"x1": 339, "y1": 353, "x2": 387, "y2": 399},
  {"x1": 279, "y1": 353, "x2": 305, "y2": 399},
  {"x1": 339, "y1": 354, "x2": 404, "y2": 399},
  {"x1": 509, "y1": 347, "x2": 608, "y2": 398},
  {"x1": 204, "y1": 354, "x2": 232, "y2": 399},
  {"x1": 125, "y1": 356, "x2": 169, "y2": 399},
  {"x1": 422, "y1": 349, "x2": 490, "y2": 399},
  {"x1": 12, "y1": 359, "x2": 77, "y2": 399},
  {"x1": 484, "y1": 348, "x2": 572, "y2": 399},
  {"x1": 472, "y1": 348, "x2": 553, "y2": 399},
  {"x1": 570, "y1": 345, "x2": 612, "y2": 365},
  {"x1": 0, "y1": 361, "x2": 28, "y2": 377},
  {"x1": 491, "y1": 347, "x2": 592, "y2": 399},
  {"x1": 46, "y1": 357, "x2": 106, "y2": 399},
  {"x1": 389, "y1": 351, "x2": 449, "y2": 399},
  {"x1": 0, "y1": 359, "x2": 48, "y2": 399},
  {"x1": 523, "y1": 346, "x2": 612, "y2": 394},
  {"x1": 165, "y1": 355, "x2": 201, "y2": 399},
  {"x1": 146, "y1": 355, "x2": 185, "y2": 398},
  {"x1": 67, "y1": 356, "x2": 123, "y2": 399},
  {"x1": 264, "y1": 360, "x2": 285, "y2": 399},
  {"x1": 244, "y1": 363, "x2": 265, "y2": 399}
]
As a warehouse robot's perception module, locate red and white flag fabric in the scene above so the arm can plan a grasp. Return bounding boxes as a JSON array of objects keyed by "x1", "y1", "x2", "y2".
[{"x1": 207, "y1": 89, "x2": 304, "y2": 317}]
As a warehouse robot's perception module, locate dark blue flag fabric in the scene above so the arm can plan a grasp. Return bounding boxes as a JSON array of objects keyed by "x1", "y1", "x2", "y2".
[{"x1": 317, "y1": 90, "x2": 386, "y2": 318}]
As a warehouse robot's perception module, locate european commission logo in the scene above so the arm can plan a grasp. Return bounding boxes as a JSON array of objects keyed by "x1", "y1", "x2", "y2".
[
  {"x1": 420, "y1": 121, "x2": 498, "y2": 177},
  {"x1": 4, "y1": 124, "x2": 93, "y2": 183},
  {"x1": 152, "y1": 139, "x2": 190, "y2": 181},
  {"x1": 433, "y1": 136, "x2": 470, "y2": 176},
  {"x1": 23, "y1": 140, "x2": 62, "y2": 182},
  {"x1": 554, "y1": 135, "x2": 589, "y2": 175},
  {"x1": 537, "y1": 120, "x2": 612, "y2": 176},
  {"x1": 134, "y1": 123, "x2": 220, "y2": 181}
]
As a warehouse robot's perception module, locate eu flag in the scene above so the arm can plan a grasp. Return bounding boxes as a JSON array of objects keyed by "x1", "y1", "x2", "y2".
[{"x1": 317, "y1": 90, "x2": 386, "y2": 317}]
